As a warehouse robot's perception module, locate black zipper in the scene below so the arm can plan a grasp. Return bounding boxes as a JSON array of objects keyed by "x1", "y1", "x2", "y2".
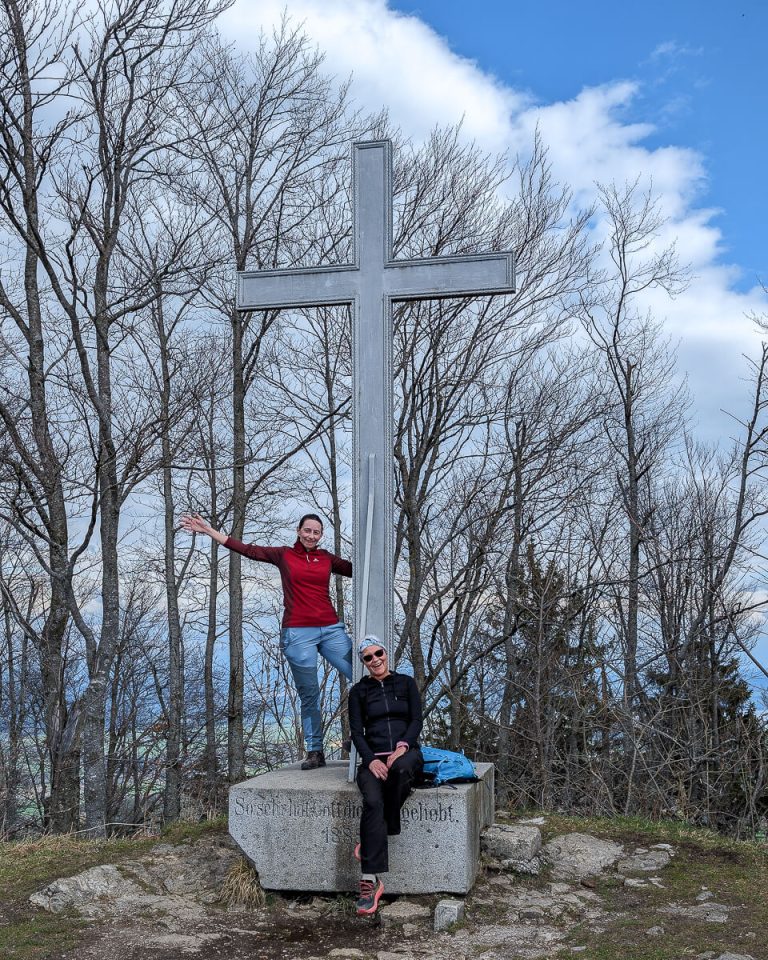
[{"x1": 380, "y1": 678, "x2": 394, "y2": 752}]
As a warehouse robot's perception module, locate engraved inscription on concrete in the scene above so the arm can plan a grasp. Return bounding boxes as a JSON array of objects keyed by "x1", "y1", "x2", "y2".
[{"x1": 229, "y1": 761, "x2": 495, "y2": 894}]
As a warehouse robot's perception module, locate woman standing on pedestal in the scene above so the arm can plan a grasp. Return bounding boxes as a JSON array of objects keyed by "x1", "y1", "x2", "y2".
[
  {"x1": 349, "y1": 636, "x2": 423, "y2": 915},
  {"x1": 180, "y1": 512, "x2": 353, "y2": 770}
]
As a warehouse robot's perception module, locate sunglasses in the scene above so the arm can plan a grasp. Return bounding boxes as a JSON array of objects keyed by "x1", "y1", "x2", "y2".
[{"x1": 363, "y1": 648, "x2": 386, "y2": 663}]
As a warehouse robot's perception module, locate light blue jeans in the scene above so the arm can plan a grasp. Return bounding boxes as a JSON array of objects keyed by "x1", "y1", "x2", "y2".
[{"x1": 280, "y1": 622, "x2": 353, "y2": 752}]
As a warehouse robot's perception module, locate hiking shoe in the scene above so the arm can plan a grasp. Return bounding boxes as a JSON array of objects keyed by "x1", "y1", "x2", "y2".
[
  {"x1": 300, "y1": 750, "x2": 326, "y2": 770},
  {"x1": 356, "y1": 877, "x2": 384, "y2": 915},
  {"x1": 354, "y1": 843, "x2": 361, "y2": 861}
]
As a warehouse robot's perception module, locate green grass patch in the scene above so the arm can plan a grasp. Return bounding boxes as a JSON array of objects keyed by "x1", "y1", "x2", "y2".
[
  {"x1": 496, "y1": 811, "x2": 768, "y2": 959},
  {"x1": 551, "y1": 816, "x2": 767, "y2": 959},
  {"x1": 0, "y1": 911, "x2": 87, "y2": 960},
  {"x1": 513, "y1": 808, "x2": 767, "y2": 853}
]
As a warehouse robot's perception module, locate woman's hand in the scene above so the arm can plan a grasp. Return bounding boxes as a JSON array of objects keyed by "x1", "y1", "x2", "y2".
[
  {"x1": 368, "y1": 759, "x2": 388, "y2": 780},
  {"x1": 180, "y1": 514, "x2": 226, "y2": 544},
  {"x1": 180, "y1": 513, "x2": 210, "y2": 534},
  {"x1": 386, "y1": 745, "x2": 407, "y2": 769}
]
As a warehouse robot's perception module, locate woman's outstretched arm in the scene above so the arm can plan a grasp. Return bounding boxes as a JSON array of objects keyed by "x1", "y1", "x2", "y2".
[
  {"x1": 181, "y1": 514, "x2": 282, "y2": 565},
  {"x1": 180, "y1": 513, "x2": 228, "y2": 545}
]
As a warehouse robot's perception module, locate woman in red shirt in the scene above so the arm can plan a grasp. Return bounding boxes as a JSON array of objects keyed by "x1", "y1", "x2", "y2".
[{"x1": 181, "y1": 512, "x2": 352, "y2": 770}]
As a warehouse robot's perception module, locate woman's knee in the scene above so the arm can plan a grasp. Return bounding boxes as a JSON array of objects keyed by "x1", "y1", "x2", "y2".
[
  {"x1": 282, "y1": 630, "x2": 320, "y2": 670},
  {"x1": 285, "y1": 659, "x2": 321, "y2": 703},
  {"x1": 358, "y1": 775, "x2": 385, "y2": 811},
  {"x1": 390, "y1": 752, "x2": 422, "y2": 776},
  {"x1": 285, "y1": 648, "x2": 318, "y2": 673},
  {"x1": 318, "y1": 623, "x2": 352, "y2": 671}
]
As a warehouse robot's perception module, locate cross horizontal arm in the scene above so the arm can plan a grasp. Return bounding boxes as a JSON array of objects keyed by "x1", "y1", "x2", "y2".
[
  {"x1": 384, "y1": 252, "x2": 515, "y2": 301},
  {"x1": 237, "y1": 265, "x2": 358, "y2": 311}
]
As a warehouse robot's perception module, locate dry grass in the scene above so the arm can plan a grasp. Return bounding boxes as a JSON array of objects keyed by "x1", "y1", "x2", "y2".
[
  {"x1": 0, "y1": 818, "x2": 229, "y2": 959},
  {"x1": 219, "y1": 857, "x2": 266, "y2": 909}
]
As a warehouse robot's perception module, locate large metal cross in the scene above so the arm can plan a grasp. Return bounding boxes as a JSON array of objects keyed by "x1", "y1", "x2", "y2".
[{"x1": 237, "y1": 140, "x2": 515, "y2": 771}]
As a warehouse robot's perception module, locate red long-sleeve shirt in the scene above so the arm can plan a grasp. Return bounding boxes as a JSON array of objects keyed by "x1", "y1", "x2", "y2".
[{"x1": 224, "y1": 537, "x2": 352, "y2": 628}]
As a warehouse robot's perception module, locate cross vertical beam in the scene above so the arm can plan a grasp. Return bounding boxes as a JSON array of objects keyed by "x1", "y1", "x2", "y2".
[
  {"x1": 352, "y1": 142, "x2": 395, "y2": 683},
  {"x1": 236, "y1": 140, "x2": 515, "y2": 779}
]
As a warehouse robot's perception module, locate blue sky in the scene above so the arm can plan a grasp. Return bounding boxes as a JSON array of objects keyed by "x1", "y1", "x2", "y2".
[
  {"x1": 220, "y1": 1, "x2": 768, "y2": 386},
  {"x1": 219, "y1": 0, "x2": 768, "y2": 434},
  {"x1": 379, "y1": 0, "x2": 768, "y2": 696},
  {"x1": 390, "y1": 1, "x2": 767, "y2": 289},
  {"x1": 220, "y1": 0, "x2": 768, "y2": 695}
]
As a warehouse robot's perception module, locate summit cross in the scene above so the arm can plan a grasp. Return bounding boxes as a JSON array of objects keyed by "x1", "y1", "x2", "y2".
[{"x1": 236, "y1": 140, "x2": 515, "y2": 762}]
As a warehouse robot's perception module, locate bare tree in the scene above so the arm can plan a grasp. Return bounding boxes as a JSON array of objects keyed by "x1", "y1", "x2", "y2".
[
  {"x1": 0, "y1": 0, "x2": 227, "y2": 833},
  {"x1": 487, "y1": 350, "x2": 605, "y2": 804},
  {"x1": 581, "y1": 180, "x2": 689, "y2": 708},
  {"x1": 0, "y1": 0, "x2": 84, "y2": 831},
  {"x1": 174, "y1": 23, "x2": 352, "y2": 782},
  {"x1": 120, "y1": 196, "x2": 218, "y2": 819},
  {"x1": 391, "y1": 131, "x2": 594, "y2": 686}
]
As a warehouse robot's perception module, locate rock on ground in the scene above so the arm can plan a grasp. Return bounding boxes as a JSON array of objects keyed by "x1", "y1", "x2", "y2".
[
  {"x1": 700, "y1": 955, "x2": 755, "y2": 960},
  {"x1": 126, "y1": 836, "x2": 239, "y2": 897},
  {"x1": 616, "y1": 847, "x2": 672, "y2": 874},
  {"x1": 29, "y1": 835, "x2": 240, "y2": 922},
  {"x1": 542, "y1": 832, "x2": 624, "y2": 880},
  {"x1": 30, "y1": 865, "x2": 147, "y2": 918},
  {"x1": 379, "y1": 900, "x2": 432, "y2": 925},
  {"x1": 663, "y1": 901, "x2": 733, "y2": 923},
  {"x1": 481, "y1": 824, "x2": 542, "y2": 862},
  {"x1": 434, "y1": 899, "x2": 464, "y2": 932},
  {"x1": 448, "y1": 921, "x2": 566, "y2": 958}
]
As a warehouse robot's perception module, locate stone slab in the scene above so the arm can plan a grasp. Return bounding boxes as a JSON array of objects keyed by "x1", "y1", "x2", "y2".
[
  {"x1": 543, "y1": 832, "x2": 623, "y2": 880},
  {"x1": 229, "y1": 760, "x2": 494, "y2": 894},
  {"x1": 434, "y1": 898, "x2": 465, "y2": 931},
  {"x1": 482, "y1": 824, "x2": 542, "y2": 862}
]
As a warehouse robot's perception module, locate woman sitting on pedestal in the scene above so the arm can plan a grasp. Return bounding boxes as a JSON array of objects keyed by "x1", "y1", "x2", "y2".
[{"x1": 348, "y1": 636, "x2": 423, "y2": 916}]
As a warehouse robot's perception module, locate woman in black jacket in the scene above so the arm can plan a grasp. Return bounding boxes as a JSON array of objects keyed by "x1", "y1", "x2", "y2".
[{"x1": 348, "y1": 635, "x2": 423, "y2": 915}]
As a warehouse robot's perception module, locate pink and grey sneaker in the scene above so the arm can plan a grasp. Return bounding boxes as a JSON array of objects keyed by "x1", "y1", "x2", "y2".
[{"x1": 356, "y1": 877, "x2": 384, "y2": 915}]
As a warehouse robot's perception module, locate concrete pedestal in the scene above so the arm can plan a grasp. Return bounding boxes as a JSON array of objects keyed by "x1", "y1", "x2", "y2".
[{"x1": 229, "y1": 760, "x2": 494, "y2": 894}]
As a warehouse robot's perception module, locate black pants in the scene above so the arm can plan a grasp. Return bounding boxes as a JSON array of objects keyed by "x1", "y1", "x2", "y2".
[{"x1": 356, "y1": 748, "x2": 423, "y2": 874}]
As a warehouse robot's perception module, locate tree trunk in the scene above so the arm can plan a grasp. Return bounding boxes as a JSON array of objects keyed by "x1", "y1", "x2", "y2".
[
  {"x1": 1, "y1": 0, "x2": 78, "y2": 831},
  {"x1": 496, "y1": 435, "x2": 524, "y2": 807},
  {"x1": 82, "y1": 292, "x2": 121, "y2": 835},
  {"x1": 203, "y1": 401, "x2": 221, "y2": 799},
  {"x1": 158, "y1": 301, "x2": 184, "y2": 822},
  {"x1": 204, "y1": 535, "x2": 220, "y2": 800},
  {"x1": 624, "y1": 366, "x2": 639, "y2": 708}
]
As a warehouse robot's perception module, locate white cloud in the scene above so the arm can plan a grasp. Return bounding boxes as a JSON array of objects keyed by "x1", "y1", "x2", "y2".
[
  {"x1": 218, "y1": 0, "x2": 527, "y2": 152},
  {"x1": 220, "y1": 0, "x2": 768, "y2": 441},
  {"x1": 650, "y1": 40, "x2": 704, "y2": 60},
  {"x1": 515, "y1": 83, "x2": 706, "y2": 214}
]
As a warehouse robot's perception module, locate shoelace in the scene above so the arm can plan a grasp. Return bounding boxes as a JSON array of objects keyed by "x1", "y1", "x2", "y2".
[{"x1": 359, "y1": 880, "x2": 375, "y2": 895}]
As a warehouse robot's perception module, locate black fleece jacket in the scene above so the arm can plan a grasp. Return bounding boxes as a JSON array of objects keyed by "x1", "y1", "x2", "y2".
[{"x1": 348, "y1": 671, "x2": 422, "y2": 767}]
